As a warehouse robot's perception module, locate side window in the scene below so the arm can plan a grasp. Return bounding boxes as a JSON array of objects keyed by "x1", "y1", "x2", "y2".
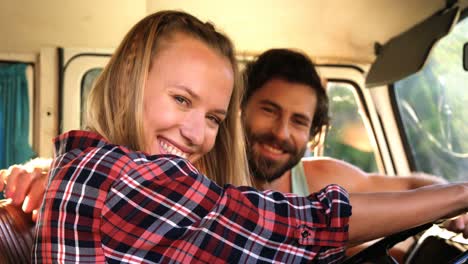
[
  {"x1": 80, "y1": 68, "x2": 102, "y2": 128},
  {"x1": 60, "y1": 51, "x2": 110, "y2": 133},
  {"x1": 0, "y1": 62, "x2": 36, "y2": 170},
  {"x1": 393, "y1": 16, "x2": 468, "y2": 182},
  {"x1": 321, "y1": 82, "x2": 379, "y2": 172}
]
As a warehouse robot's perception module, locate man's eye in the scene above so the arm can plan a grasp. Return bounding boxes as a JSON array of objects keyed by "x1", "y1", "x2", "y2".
[
  {"x1": 296, "y1": 122, "x2": 309, "y2": 128},
  {"x1": 293, "y1": 119, "x2": 307, "y2": 127},
  {"x1": 261, "y1": 107, "x2": 274, "y2": 113}
]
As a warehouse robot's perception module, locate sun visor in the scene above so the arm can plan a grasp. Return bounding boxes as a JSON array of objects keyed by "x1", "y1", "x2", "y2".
[{"x1": 366, "y1": 6, "x2": 460, "y2": 88}]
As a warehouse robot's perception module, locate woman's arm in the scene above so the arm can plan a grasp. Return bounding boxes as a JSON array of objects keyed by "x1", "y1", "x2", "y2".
[
  {"x1": 1, "y1": 158, "x2": 51, "y2": 220},
  {"x1": 37, "y1": 130, "x2": 353, "y2": 263}
]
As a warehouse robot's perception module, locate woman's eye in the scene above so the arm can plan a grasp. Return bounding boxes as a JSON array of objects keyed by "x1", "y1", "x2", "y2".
[
  {"x1": 174, "y1": 95, "x2": 190, "y2": 106},
  {"x1": 207, "y1": 115, "x2": 222, "y2": 126}
]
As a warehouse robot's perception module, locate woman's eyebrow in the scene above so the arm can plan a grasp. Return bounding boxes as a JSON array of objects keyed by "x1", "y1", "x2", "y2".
[
  {"x1": 173, "y1": 85, "x2": 227, "y2": 115},
  {"x1": 173, "y1": 85, "x2": 200, "y2": 101}
]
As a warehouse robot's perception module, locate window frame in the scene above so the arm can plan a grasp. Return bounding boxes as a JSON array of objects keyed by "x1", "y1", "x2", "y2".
[
  {"x1": 59, "y1": 48, "x2": 112, "y2": 133},
  {"x1": 316, "y1": 64, "x2": 390, "y2": 174}
]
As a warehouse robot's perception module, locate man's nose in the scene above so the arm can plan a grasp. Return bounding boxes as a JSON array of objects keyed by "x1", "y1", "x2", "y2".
[
  {"x1": 272, "y1": 118, "x2": 290, "y2": 141},
  {"x1": 181, "y1": 111, "x2": 205, "y2": 146}
]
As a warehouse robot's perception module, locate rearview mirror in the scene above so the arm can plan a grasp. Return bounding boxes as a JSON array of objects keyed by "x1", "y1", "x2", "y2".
[{"x1": 464, "y1": 42, "x2": 468, "y2": 71}]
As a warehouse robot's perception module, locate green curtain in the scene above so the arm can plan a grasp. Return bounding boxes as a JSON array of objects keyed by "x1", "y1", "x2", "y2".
[{"x1": 0, "y1": 63, "x2": 36, "y2": 170}]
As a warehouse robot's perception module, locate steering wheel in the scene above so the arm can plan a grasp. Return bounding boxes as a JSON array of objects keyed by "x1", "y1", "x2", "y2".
[
  {"x1": 449, "y1": 251, "x2": 468, "y2": 264},
  {"x1": 342, "y1": 223, "x2": 433, "y2": 264},
  {"x1": 342, "y1": 222, "x2": 468, "y2": 264},
  {"x1": 449, "y1": 250, "x2": 468, "y2": 264}
]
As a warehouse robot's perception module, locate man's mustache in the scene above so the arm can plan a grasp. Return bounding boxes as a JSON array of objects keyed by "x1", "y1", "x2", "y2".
[{"x1": 250, "y1": 133, "x2": 296, "y2": 154}]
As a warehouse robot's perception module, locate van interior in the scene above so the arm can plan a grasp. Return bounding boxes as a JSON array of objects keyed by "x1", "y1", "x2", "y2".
[{"x1": 1, "y1": 0, "x2": 467, "y2": 263}]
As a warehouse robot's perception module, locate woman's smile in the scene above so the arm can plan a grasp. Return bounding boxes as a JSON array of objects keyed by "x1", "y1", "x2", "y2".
[{"x1": 158, "y1": 137, "x2": 189, "y2": 159}]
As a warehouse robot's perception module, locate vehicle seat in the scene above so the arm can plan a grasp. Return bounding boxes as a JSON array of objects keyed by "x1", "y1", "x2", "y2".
[{"x1": 0, "y1": 199, "x2": 34, "y2": 264}]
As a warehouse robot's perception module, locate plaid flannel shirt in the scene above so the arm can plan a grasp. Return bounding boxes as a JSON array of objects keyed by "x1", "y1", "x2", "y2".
[{"x1": 33, "y1": 130, "x2": 351, "y2": 263}]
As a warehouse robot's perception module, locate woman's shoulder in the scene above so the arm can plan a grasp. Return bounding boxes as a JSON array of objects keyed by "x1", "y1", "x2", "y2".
[
  {"x1": 53, "y1": 130, "x2": 130, "y2": 163},
  {"x1": 52, "y1": 130, "x2": 199, "y2": 179}
]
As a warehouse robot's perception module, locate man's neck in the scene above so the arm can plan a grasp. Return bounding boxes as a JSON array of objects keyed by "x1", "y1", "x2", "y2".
[{"x1": 252, "y1": 170, "x2": 293, "y2": 193}]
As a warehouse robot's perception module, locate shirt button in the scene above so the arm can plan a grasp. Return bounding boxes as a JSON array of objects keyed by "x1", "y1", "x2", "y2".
[{"x1": 301, "y1": 230, "x2": 310, "y2": 238}]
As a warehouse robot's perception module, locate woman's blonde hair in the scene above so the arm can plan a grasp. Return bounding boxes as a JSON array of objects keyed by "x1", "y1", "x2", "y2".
[{"x1": 86, "y1": 10, "x2": 251, "y2": 186}]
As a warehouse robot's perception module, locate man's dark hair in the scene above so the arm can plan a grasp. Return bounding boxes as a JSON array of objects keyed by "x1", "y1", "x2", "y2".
[{"x1": 242, "y1": 48, "x2": 329, "y2": 138}]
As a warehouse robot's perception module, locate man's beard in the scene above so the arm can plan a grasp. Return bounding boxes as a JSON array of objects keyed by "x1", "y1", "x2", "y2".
[{"x1": 245, "y1": 127, "x2": 306, "y2": 183}]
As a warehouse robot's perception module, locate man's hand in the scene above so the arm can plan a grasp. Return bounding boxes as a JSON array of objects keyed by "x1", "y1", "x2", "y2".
[{"x1": 443, "y1": 214, "x2": 468, "y2": 238}]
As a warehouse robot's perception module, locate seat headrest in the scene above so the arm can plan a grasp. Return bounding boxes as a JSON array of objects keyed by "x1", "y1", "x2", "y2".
[{"x1": 0, "y1": 199, "x2": 34, "y2": 264}]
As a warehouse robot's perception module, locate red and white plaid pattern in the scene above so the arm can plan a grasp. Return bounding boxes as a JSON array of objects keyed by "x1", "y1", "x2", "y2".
[{"x1": 33, "y1": 130, "x2": 351, "y2": 263}]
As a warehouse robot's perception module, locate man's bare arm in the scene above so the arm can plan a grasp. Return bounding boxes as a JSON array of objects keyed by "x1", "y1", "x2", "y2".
[
  {"x1": 348, "y1": 183, "x2": 468, "y2": 246},
  {"x1": 302, "y1": 157, "x2": 445, "y2": 193}
]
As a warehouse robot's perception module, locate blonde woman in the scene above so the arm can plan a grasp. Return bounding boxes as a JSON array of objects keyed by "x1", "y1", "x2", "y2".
[
  {"x1": 32, "y1": 11, "x2": 352, "y2": 263},
  {"x1": 5, "y1": 10, "x2": 468, "y2": 264}
]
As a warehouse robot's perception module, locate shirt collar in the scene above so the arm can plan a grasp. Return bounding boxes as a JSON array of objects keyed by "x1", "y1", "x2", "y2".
[{"x1": 53, "y1": 130, "x2": 110, "y2": 157}]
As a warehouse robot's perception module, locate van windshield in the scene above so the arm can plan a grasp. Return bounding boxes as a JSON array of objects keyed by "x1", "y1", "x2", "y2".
[{"x1": 393, "y1": 16, "x2": 468, "y2": 182}]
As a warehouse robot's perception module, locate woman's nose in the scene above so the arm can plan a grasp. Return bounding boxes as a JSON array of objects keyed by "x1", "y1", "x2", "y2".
[{"x1": 180, "y1": 111, "x2": 205, "y2": 146}]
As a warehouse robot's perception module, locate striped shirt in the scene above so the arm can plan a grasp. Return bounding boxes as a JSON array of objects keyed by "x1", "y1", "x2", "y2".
[{"x1": 33, "y1": 130, "x2": 351, "y2": 263}]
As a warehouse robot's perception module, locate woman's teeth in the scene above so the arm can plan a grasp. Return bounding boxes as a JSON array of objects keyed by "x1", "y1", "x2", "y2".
[{"x1": 160, "y1": 140, "x2": 188, "y2": 159}]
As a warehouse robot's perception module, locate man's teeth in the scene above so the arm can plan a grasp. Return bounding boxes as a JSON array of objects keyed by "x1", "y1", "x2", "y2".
[
  {"x1": 263, "y1": 144, "x2": 283, "y2": 154},
  {"x1": 160, "y1": 141, "x2": 188, "y2": 159}
]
